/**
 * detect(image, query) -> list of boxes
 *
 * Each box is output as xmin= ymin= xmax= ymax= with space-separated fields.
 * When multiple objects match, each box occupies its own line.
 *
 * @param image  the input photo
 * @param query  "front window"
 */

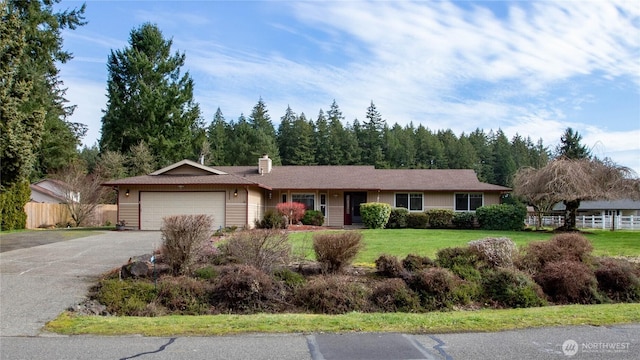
xmin=395 ymin=193 xmax=423 ymax=211
xmin=455 ymin=193 xmax=483 ymax=211
xmin=292 ymin=193 xmax=315 ymax=211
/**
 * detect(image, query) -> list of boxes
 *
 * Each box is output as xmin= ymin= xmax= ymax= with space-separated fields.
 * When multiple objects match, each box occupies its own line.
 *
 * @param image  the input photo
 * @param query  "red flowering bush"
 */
xmin=276 ymin=202 xmax=306 ymax=225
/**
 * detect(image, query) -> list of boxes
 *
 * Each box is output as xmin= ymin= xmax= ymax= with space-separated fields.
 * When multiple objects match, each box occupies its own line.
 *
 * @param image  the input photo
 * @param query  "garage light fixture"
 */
xmin=125 ymin=189 xmax=130 ymax=197
xmin=234 ymin=189 xmax=238 ymax=197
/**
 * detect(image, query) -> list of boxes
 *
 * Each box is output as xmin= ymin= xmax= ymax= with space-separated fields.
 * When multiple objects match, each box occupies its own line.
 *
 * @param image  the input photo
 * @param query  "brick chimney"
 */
xmin=258 ymin=154 xmax=272 ymax=175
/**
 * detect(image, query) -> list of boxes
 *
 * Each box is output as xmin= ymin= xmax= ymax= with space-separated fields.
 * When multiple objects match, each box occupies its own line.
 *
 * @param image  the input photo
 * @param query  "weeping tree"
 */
xmin=513 ymin=158 xmax=639 ymax=231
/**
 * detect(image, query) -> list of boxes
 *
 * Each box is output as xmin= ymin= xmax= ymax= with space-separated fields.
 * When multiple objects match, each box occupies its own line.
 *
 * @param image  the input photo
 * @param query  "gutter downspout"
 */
xmin=245 ymin=186 xmax=250 ymax=229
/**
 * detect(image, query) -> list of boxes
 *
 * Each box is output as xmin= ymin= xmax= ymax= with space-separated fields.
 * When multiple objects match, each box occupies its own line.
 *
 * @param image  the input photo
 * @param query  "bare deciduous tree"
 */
xmin=513 ymin=158 xmax=640 ymax=231
xmin=52 ymin=160 xmax=110 ymax=227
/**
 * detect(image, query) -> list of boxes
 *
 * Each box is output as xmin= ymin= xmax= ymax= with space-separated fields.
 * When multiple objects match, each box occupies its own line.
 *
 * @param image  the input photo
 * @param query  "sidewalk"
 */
xmin=0 ymin=231 xmax=162 ymax=336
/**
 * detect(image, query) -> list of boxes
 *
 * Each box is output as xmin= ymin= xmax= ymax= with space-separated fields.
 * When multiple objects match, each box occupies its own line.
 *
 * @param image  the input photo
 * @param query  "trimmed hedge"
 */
xmin=386 ymin=208 xmax=409 ymax=229
xmin=425 ymin=209 xmax=455 ymax=228
xmin=360 ymin=202 xmax=391 ymax=229
xmin=452 ymin=212 xmax=476 ymax=229
xmin=476 ymin=204 xmax=527 ymax=231
xmin=407 ymin=212 xmax=429 ymax=229
xmin=302 ymin=210 xmax=325 ymax=226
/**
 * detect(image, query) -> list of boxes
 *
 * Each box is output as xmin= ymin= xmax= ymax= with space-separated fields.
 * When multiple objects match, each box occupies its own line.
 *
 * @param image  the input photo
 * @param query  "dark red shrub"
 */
xmin=375 ymin=254 xmax=406 ymax=278
xmin=517 ymin=233 xmax=593 ymax=275
xmin=407 ymin=267 xmax=459 ymax=310
xmin=313 ymin=232 xmax=363 ymax=273
xmin=295 ymin=276 xmax=371 ymax=314
xmin=534 ymin=260 xmax=601 ymax=304
xmin=370 ymin=278 xmax=420 ymax=312
xmin=595 ymin=258 xmax=640 ymax=302
xmin=157 ymin=276 xmax=211 ymax=315
xmin=402 ymin=254 xmax=436 ymax=272
xmin=210 ymin=265 xmax=275 ymax=313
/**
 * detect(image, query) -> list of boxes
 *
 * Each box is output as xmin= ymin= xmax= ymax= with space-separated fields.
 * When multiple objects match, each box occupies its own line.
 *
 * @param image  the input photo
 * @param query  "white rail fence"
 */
xmin=526 ymin=215 xmax=640 ymax=230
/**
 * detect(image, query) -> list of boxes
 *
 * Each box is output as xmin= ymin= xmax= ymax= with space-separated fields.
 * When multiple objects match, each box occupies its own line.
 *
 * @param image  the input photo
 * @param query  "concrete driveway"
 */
xmin=0 ymin=230 xmax=162 ymax=336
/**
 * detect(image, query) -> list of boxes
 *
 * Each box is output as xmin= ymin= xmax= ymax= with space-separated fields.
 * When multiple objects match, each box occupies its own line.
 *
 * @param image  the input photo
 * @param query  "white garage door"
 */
xmin=140 ymin=192 xmax=225 ymax=230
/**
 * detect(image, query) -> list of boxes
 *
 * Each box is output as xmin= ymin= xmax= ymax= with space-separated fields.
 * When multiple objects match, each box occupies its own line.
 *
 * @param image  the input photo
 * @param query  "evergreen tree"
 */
xmin=314 ymin=109 xmax=332 ymax=165
xmin=128 ymin=141 xmax=155 ymax=176
xmin=326 ymin=100 xmax=348 ymax=164
xmin=207 ymin=108 xmax=229 ymax=166
xmin=276 ymin=106 xmax=297 ymax=165
xmin=1 ymin=0 xmax=86 ymax=183
xmin=227 ymin=115 xmax=254 ymax=165
xmin=531 ymin=138 xmax=550 ymax=169
xmin=286 ymin=113 xmax=315 ymax=165
xmin=100 ymin=23 xmax=202 ymax=166
xmin=468 ymin=128 xmax=494 ymax=183
xmin=415 ymin=125 xmax=446 ymax=169
xmin=248 ymin=98 xmax=280 ymax=164
xmin=360 ymin=101 xmax=386 ymax=166
xmin=490 ymin=129 xmax=516 ymax=186
xmin=555 ymin=127 xmax=590 ymax=160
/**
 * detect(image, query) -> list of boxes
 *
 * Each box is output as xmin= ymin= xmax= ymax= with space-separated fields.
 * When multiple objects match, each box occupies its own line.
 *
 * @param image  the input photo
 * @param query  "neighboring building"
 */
xmin=103 ymin=155 xmax=511 ymax=230
xmin=552 ymin=200 xmax=640 ymax=217
xmin=30 ymin=179 xmax=78 ymax=203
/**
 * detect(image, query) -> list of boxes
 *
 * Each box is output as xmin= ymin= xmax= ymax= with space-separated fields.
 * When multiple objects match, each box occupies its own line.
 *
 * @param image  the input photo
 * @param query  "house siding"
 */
xmin=117 ymin=185 xmax=248 ymax=230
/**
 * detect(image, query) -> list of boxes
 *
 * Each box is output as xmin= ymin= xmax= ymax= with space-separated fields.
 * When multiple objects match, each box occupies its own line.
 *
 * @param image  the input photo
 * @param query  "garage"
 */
xmin=140 ymin=192 xmax=225 ymax=230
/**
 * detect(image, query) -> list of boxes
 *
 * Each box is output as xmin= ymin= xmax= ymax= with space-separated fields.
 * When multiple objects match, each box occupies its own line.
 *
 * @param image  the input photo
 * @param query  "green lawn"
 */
xmin=290 ymin=229 xmax=640 ymax=264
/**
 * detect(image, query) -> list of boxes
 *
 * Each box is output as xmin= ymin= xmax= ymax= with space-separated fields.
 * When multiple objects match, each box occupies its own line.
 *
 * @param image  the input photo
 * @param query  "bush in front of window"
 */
xmin=302 ymin=210 xmax=324 ymax=226
xmin=475 ymin=203 xmax=527 ymax=231
xmin=406 ymin=212 xmax=429 ymax=229
xmin=452 ymin=212 xmax=477 ymax=229
xmin=276 ymin=202 xmax=306 ymax=225
xmin=425 ymin=209 xmax=455 ymax=228
xmin=255 ymin=210 xmax=286 ymax=229
xmin=360 ymin=202 xmax=392 ymax=229
xmin=387 ymin=207 xmax=409 ymax=228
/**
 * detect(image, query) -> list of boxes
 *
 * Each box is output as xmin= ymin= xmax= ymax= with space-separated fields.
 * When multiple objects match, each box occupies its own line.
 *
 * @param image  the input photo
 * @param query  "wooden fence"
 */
xmin=526 ymin=215 xmax=640 ymax=230
xmin=24 ymin=203 xmax=117 ymax=229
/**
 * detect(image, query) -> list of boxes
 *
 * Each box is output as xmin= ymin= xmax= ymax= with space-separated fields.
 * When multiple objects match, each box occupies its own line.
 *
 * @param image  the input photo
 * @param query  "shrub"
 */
xmin=517 ymin=233 xmax=593 ymax=275
xmin=157 ymin=276 xmax=211 ymax=315
xmin=375 ymin=254 xmax=406 ymax=278
xmin=594 ymin=258 xmax=640 ymax=302
xmin=301 ymin=210 xmax=325 ymax=226
xmin=406 ymin=212 xmax=429 ymax=229
xmin=452 ymin=212 xmax=476 ymax=229
xmin=0 ymin=180 xmax=30 ymax=230
xmin=210 ymin=265 xmax=275 ymax=313
xmin=402 ymin=254 xmax=436 ymax=272
xmin=95 ymin=278 xmax=157 ymax=316
xmin=425 ymin=209 xmax=455 ymax=228
xmin=436 ymin=246 xmax=482 ymax=282
xmin=193 ymin=266 xmax=218 ymax=280
xmin=534 ymin=260 xmax=601 ymax=304
xmin=370 ymin=278 xmax=420 ymax=312
xmin=273 ymin=268 xmax=307 ymax=289
xmin=407 ymin=267 xmax=459 ymax=310
xmin=222 ymin=229 xmax=291 ymax=273
xmin=313 ymin=232 xmax=363 ymax=273
xmin=387 ymin=208 xmax=409 ymax=229
xmin=475 ymin=204 xmax=527 ymax=231
xmin=482 ymin=268 xmax=547 ymax=308
xmin=360 ymin=202 xmax=392 ymax=229
xmin=296 ymin=276 xmax=371 ymax=314
xmin=255 ymin=210 xmax=286 ymax=229
xmin=276 ymin=202 xmax=306 ymax=225
xmin=468 ymin=237 xmax=517 ymax=268
xmin=161 ymin=214 xmax=214 ymax=275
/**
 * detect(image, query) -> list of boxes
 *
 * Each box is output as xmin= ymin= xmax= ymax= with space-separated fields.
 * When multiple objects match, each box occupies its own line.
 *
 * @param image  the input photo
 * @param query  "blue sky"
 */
xmin=56 ymin=0 xmax=640 ymax=174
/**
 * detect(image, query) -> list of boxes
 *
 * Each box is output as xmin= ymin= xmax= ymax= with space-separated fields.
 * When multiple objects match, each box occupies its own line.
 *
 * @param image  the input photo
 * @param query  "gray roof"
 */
xmin=104 ymin=161 xmax=511 ymax=192
xmin=553 ymin=199 xmax=640 ymax=211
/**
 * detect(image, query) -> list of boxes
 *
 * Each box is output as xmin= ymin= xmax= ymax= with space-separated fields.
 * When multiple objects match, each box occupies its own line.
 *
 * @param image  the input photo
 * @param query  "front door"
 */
xmin=344 ymin=192 xmax=367 ymax=225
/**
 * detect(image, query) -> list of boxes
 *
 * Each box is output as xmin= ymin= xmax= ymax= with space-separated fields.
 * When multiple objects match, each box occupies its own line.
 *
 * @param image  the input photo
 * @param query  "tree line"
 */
xmin=2 ymin=3 xmax=616 ymax=230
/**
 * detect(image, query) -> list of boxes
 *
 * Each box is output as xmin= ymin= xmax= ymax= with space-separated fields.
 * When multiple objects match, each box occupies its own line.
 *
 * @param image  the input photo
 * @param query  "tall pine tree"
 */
xmin=100 ymin=23 xmax=202 ymax=166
